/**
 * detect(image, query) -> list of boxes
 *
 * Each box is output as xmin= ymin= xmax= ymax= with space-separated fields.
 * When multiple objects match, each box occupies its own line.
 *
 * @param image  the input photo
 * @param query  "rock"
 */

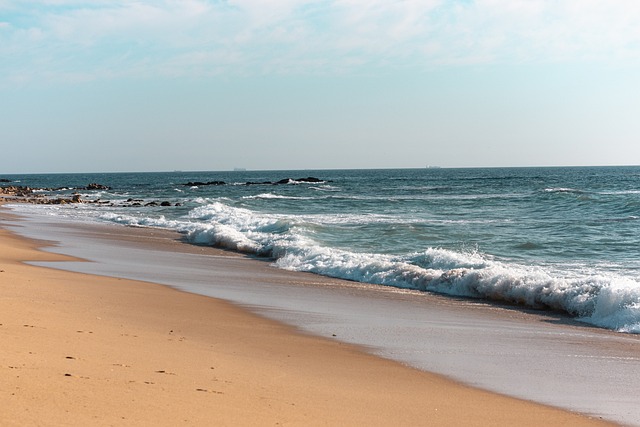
xmin=0 ymin=179 xmax=11 ymax=183
xmin=244 ymin=181 xmax=273 ymax=186
xmin=0 ymin=185 xmax=34 ymax=196
xmin=145 ymin=201 xmax=158 ymax=207
xmin=244 ymin=177 xmax=327 ymax=186
xmin=86 ymin=183 xmax=110 ymax=190
xmin=183 ymin=181 xmax=226 ymax=187
xmin=160 ymin=201 xmax=172 ymax=207
xmin=296 ymin=177 xmax=324 ymax=183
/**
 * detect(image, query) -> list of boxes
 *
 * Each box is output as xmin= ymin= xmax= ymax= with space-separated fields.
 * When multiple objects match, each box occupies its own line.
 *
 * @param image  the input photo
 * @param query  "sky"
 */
xmin=1 ymin=0 xmax=639 ymax=173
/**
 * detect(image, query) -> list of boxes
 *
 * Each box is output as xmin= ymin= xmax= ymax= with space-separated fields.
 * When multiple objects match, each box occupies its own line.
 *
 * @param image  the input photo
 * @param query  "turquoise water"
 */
xmin=4 ymin=166 xmax=640 ymax=332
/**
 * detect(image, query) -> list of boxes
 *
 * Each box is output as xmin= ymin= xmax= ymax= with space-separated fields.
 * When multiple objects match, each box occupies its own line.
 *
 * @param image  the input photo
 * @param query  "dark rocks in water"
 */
xmin=0 ymin=186 xmax=85 ymax=205
xmin=271 ymin=177 xmax=326 ymax=185
xmin=107 ymin=199 xmax=178 ymax=208
xmin=0 ymin=185 xmax=32 ymax=196
xmin=3 ymin=176 xmax=329 ymax=207
xmin=296 ymin=176 xmax=324 ymax=183
xmin=280 ymin=177 xmax=326 ymax=184
xmin=44 ymin=195 xmax=83 ymax=205
xmin=245 ymin=177 xmax=327 ymax=186
xmin=184 ymin=181 xmax=226 ymax=187
xmin=86 ymin=183 xmax=110 ymax=190
xmin=0 ymin=179 xmax=11 ymax=183
xmin=184 ymin=177 xmax=327 ymax=187
xmin=244 ymin=181 xmax=274 ymax=186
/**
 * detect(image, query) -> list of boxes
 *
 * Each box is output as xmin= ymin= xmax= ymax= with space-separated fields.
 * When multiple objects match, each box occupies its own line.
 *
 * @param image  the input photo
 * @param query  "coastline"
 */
xmin=0 ymin=206 xmax=614 ymax=426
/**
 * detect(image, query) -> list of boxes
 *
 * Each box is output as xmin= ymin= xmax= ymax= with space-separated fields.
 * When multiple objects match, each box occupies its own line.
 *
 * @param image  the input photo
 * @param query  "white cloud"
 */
xmin=1 ymin=0 xmax=640 ymax=84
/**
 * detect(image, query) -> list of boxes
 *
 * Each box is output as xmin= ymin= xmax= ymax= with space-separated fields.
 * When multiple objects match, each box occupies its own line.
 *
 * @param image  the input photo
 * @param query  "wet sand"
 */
xmin=0 ymin=206 xmax=627 ymax=425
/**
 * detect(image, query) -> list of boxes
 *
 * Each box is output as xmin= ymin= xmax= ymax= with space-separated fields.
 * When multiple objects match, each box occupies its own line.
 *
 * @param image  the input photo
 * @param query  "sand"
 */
xmin=0 ymin=211 xmax=613 ymax=426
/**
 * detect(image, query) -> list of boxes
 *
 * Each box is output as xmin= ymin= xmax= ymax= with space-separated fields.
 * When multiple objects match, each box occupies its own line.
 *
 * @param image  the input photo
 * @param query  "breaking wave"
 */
xmin=275 ymin=246 xmax=640 ymax=333
xmin=243 ymin=193 xmax=316 ymax=200
xmin=93 ymin=201 xmax=640 ymax=334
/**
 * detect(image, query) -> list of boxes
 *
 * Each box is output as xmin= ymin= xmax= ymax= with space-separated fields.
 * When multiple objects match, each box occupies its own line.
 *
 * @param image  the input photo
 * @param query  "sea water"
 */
xmin=4 ymin=166 xmax=640 ymax=333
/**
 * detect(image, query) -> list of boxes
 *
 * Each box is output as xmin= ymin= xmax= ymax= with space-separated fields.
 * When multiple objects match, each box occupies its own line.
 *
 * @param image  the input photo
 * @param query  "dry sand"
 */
xmin=0 ymin=215 xmax=613 ymax=426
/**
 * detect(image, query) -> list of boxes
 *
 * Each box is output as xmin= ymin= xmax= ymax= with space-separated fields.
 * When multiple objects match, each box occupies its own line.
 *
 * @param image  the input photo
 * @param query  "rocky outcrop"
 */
xmin=243 ymin=181 xmax=275 ymax=186
xmin=182 ymin=177 xmax=327 ymax=187
xmin=0 ymin=185 xmax=84 ymax=204
xmin=49 ymin=195 xmax=83 ymax=204
xmin=292 ymin=177 xmax=325 ymax=183
xmin=244 ymin=177 xmax=327 ymax=186
xmin=86 ymin=183 xmax=110 ymax=190
xmin=0 ymin=184 xmax=184 ymax=208
xmin=183 ymin=181 xmax=226 ymax=187
xmin=2 ymin=176 xmax=331 ymax=209
xmin=0 ymin=185 xmax=35 ymax=197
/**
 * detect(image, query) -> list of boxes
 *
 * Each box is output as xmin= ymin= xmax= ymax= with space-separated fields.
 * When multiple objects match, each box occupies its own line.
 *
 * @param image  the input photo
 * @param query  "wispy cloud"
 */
xmin=1 ymin=0 xmax=639 ymax=84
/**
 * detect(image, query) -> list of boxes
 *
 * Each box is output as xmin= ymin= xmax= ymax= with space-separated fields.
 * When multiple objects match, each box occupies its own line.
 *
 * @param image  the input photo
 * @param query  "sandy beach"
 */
xmin=0 ymin=206 xmax=617 ymax=426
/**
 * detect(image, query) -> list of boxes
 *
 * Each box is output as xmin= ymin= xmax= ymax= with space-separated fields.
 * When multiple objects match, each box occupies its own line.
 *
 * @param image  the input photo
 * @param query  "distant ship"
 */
xmin=426 ymin=165 xmax=441 ymax=169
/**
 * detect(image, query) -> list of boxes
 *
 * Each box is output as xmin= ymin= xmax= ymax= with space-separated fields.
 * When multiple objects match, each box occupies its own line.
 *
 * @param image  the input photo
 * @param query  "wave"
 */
xmin=544 ymin=187 xmax=640 ymax=199
xmin=310 ymin=185 xmax=341 ymax=192
xmin=98 ymin=212 xmax=183 ymax=229
xmin=394 ymin=185 xmax=453 ymax=192
xmin=243 ymin=193 xmax=316 ymax=200
xmin=184 ymin=203 xmax=301 ymax=254
xmin=287 ymin=178 xmax=327 ymax=185
xmin=599 ymin=190 xmax=640 ymax=195
xmin=16 ymin=200 xmax=640 ymax=334
xmin=275 ymin=246 xmax=640 ymax=333
xmin=543 ymin=187 xmax=589 ymax=195
xmin=163 ymin=202 xmax=640 ymax=333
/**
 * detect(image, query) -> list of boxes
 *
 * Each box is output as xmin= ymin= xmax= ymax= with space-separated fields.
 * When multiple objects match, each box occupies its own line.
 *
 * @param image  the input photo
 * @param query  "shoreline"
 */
xmin=0 ymin=206 xmax=616 ymax=425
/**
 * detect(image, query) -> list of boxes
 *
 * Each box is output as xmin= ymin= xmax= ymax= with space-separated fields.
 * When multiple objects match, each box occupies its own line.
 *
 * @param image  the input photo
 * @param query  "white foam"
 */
xmin=276 ymin=244 xmax=640 ymax=333
xmin=243 ymin=193 xmax=315 ymax=200
xmin=543 ymin=187 xmax=587 ymax=194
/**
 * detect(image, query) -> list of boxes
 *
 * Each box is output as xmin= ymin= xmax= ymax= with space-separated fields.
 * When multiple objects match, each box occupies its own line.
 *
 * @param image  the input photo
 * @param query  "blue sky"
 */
xmin=1 ymin=0 xmax=639 ymax=173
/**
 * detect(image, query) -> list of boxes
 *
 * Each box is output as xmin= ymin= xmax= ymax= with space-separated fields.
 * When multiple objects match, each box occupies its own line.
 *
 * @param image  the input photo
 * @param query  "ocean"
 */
xmin=4 ymin=166 xmax=640 ymax=334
